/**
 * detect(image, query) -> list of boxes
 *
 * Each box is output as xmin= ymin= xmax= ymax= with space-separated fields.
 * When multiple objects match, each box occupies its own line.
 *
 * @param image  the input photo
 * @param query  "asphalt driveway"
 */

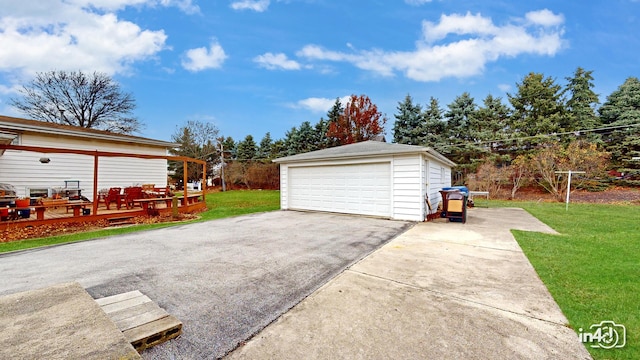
xmin=0 ymin=211 xmax=412 ymax=359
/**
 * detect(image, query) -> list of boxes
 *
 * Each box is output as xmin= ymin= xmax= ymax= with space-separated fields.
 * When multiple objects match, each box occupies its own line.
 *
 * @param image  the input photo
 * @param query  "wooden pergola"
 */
xmin=0 ymin=143 xmax=207 ymax=229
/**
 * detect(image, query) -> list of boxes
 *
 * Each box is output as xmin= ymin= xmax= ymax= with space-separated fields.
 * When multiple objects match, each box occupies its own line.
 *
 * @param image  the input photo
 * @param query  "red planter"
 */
xmin=15 ymin=198 xmax=30 ymax=208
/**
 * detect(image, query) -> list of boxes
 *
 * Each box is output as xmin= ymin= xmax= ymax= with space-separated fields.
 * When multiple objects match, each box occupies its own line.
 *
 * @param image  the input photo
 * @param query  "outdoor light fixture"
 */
xmin=39 ymin=157 xmax=51 ymax=164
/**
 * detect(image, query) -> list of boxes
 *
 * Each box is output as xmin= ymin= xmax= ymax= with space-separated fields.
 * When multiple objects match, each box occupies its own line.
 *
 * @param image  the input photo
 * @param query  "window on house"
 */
xmin=441 ymin=167 xmax=445 ymax=183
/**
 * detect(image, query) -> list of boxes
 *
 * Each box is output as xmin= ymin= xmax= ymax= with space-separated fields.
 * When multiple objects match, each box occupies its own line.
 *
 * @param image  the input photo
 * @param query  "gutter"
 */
xmin=0 ymin=122 xmax=177 ymax=148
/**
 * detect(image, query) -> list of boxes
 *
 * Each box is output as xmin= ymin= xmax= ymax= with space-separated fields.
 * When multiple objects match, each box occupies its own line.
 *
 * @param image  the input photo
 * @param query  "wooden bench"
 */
xmin=33 ymin=200 xmax=92 ymax=220
xmin=95 ymin=290 xmax=182 ymax=352
xmin=133 ymin=197 xmax=173 ymax=212
xmin=175 ymin=193 xmax=202 ymax=206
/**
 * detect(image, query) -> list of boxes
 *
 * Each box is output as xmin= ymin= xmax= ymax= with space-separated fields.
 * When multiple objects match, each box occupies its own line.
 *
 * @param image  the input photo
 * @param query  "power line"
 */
xmin=444 ymin=122 xmax=640 ymax=147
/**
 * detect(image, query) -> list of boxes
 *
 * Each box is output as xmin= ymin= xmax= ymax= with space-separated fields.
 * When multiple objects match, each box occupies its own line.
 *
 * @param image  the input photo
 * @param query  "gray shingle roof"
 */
xmin=273 ymin=141 xmax=456 ymax=166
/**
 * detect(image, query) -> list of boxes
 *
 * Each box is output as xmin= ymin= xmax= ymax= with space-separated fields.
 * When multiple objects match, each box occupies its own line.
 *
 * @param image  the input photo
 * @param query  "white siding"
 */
xmin=0 ymin=133 xmax=169 ymax=200
xmin=391 ymin=154 xmax=423 ymax=221
xmin=280 ymin=165 xmax=288 ymax=209
xmin=426 ymin=156 xmax=452 ymax=211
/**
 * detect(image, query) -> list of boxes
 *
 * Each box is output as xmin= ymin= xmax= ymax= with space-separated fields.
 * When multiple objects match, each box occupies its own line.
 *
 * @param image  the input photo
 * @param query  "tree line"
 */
xmin=203 ymin=68 xmax=638 ymax=194
xmin=11 ymin=69 xmax=639 ymax=195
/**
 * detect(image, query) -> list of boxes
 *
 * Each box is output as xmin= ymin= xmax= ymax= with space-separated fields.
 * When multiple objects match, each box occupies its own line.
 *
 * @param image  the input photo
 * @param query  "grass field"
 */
xmin=502 ymin=201 xmax=639 ymax=360
xmin=0 ymin=190 xmax=280 ymax=254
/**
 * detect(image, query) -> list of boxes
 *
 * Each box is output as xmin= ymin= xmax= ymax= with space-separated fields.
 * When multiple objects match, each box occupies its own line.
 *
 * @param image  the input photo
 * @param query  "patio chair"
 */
xmin=123 ymin=186 xmax=144 ymax=209
xmin=445 ymin=191 xmax=467 ymax=223
xmin=105 ymin=187 xmax=122 ymax=210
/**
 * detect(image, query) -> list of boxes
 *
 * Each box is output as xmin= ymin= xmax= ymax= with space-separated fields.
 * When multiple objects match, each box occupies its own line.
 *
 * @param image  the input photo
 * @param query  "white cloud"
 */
xmin=230 ymin=0 xmax=270 ymax=12
xmin=293 ymin=96 xmax=350 ymax=113
xmin=0 ymin=1 xmax=177 ymax=78
xmin=422 ymin=12 xmax=498 ymax=43
xmin=296 ymin=10 xmax=566 ymax=82
xmin=182 ymin=41 xmax=227 ymax=72
xmin=254 ymin=52 xmax=301 ymax=70
xmin=525 ymin=9 xmax=564 ymax=27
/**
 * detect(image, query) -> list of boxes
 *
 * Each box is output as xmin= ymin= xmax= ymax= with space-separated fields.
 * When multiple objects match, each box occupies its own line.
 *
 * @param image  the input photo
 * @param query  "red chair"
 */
xmin=105 ymin=187 xmax=122 ymax=210
xmin=123 ymin=186 xmax=144 ymax=209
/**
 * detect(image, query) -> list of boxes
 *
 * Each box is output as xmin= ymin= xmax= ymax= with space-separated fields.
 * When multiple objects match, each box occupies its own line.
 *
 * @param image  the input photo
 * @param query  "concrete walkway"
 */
xmin=228 ymin=208 xmax=592 ymax=359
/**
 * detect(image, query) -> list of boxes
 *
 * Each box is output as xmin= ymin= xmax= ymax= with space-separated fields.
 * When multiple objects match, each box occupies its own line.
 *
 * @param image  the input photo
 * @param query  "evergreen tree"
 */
xmin=313 ymin=118 xmax=331 ymax=150
xmin=564 ymin=67 xmax=600 ymax=134
xmin=297 ymin=121 xmax=318 ymax=153
xmin=472 ymin=95 xmax=510 ymax=154
xmin=419 ymin=97 xmax=447 ymax=154
xmin=284 ymin=126 xmax=301 ymax=155
xmin=221 ymin=136 xmax=237 ymax=159
xmin=507 ymin=72 xmax=566 ymax=149
xmin=444 ymin=92 xmax=480 ymax=166
xmin=598 ymin=77 xmax=640 ymax=172
xmin=271 ymin=139 xmax=286 ymax=158
xmin=236 ymin=135 xmax=257 ymax=161
xmin=393 ymin=94 xmax=422 ymax=144
xmin=257 ymin=132 xmax=274 ymax=160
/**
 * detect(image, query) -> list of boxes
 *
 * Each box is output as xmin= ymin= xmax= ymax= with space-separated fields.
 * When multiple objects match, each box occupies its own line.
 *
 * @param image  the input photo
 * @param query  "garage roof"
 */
xmin=273 ymin=141 xmax=456 ymax=167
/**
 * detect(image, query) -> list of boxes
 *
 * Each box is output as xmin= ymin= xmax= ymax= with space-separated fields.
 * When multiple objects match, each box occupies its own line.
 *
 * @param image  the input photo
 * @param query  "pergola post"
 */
xmin=93 ymin=151 xmax=99 ymax=215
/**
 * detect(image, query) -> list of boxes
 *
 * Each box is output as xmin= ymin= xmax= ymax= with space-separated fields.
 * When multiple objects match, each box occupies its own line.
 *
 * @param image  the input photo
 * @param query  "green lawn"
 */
xmin=0 ymin=190 xmax=280 ymax=254
xmin=500 ymin=201 xmax=639 ymax=360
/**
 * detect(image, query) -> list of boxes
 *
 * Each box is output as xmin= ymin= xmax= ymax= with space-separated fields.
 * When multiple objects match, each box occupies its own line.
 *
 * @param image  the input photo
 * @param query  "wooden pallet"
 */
xmin=95 ymin=290 xmax=182 ymax=352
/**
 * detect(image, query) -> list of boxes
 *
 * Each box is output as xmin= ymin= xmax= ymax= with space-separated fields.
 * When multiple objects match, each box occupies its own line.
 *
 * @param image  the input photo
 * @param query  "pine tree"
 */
xmin=598 ymin=77 xmax=640 ymax=173
xmin=297 ymin=121 xmax=318 ymax=153
xmin=472 ymin=95 xmax=510 ymax=154
xmin=564 ymin=67 xmax=600 ymax=134
xmin=257 ymin=132 xmax=274 ymax=160
xmin=393 ymin=94 xmax=422 ymax=144
xmin=284 ymin=126 xmax=300 ymax=156
xmin=313 ymin=118 xmax=330 ymax=150
xmin=444 ymin=92 xmax=480 ymax=167
xmin=236 ymin=135 xmax=257 ymax=161
xmin=419 ymin=97 xmax=447 ymax=154
xmin=507 ymin=72 xmax=567 ymax=150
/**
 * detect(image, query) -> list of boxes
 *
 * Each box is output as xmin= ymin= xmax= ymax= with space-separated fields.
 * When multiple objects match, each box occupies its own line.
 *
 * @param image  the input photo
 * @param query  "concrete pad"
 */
xmin=0 ymin=282 xmax=140 ymax=360
xmin=228 ymin=208 xmax=591 ymax=359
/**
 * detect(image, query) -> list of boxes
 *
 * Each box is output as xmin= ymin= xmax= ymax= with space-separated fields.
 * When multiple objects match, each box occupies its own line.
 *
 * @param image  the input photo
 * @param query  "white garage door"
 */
xmin=288 ymin=162 xmax=391 ymax=217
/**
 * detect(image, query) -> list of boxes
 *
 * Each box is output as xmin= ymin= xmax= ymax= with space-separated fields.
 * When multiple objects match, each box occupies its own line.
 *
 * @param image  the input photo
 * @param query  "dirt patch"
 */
xmin=1 ymin=212 xmax=200 ymax=243
xmin=503 ymin=186 xmax=640 ymax=205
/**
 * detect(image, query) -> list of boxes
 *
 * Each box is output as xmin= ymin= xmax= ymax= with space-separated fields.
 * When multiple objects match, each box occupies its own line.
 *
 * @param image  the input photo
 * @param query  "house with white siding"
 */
xmin=273 ymin=141 xmax=456 ymax=221
xmin=0 ymin=115 xmax=177 ymax=201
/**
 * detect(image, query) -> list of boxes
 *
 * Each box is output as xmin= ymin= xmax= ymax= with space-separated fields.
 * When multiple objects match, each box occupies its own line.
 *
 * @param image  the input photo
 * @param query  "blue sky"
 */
xmin=0 ymin=0 xmax=638 ymax=143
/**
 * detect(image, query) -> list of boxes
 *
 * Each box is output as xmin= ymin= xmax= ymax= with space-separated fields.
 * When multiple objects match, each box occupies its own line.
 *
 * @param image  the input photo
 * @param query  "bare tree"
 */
xmin=170 ymin=120 xmax=220 ymax=183
xmin=10 ymin=70 xmax=142 ymax=134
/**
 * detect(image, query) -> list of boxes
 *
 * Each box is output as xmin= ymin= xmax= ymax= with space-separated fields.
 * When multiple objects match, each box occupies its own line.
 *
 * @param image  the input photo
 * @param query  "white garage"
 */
xmin=273 ymin=141 xmax=455 ymax=221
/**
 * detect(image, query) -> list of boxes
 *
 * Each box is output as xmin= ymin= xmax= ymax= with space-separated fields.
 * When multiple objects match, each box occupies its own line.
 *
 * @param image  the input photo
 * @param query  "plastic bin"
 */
xmin=17 ymin=209 xmax=31 ymax=219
